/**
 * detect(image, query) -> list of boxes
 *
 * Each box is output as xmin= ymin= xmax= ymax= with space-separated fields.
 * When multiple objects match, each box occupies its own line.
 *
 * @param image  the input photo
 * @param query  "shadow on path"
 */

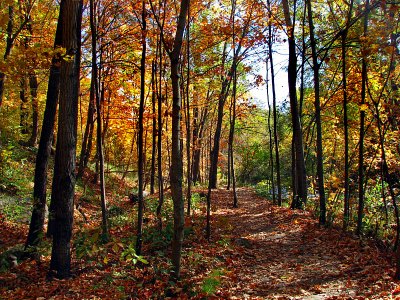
xmin=211 ymin=187 xmax=396 ymax=299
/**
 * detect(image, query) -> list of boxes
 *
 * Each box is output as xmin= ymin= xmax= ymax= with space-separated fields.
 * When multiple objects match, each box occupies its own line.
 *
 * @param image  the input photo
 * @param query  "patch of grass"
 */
xmin=201 ymin=268 xmax=225 ymax=295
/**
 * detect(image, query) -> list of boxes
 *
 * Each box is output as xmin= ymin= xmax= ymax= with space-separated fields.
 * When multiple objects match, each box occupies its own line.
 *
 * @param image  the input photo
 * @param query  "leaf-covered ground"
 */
xmin=1 ymin=187 xmax=399 ymax=299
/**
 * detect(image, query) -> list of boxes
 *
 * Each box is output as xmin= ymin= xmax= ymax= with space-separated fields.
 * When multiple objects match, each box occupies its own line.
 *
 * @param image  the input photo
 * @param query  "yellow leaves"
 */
xmin=360 ymin=103 xmax=368 ymax=112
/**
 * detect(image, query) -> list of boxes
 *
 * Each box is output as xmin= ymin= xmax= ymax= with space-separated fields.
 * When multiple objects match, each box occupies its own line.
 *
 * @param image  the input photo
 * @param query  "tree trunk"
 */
xmin=90 ymin=0 xmax=108 ymax=242
xmin=25 ymin=13 xmax=63 ymax=250
xmin=48 ymin=0 xmax=82 ymax=279
xmin=185 ymin=8 xmax=192 ymax=216
xmin=342 ymin=0 xmax=354 ymax=230
xmin=136 ymin=0 xmax=146 ymax=255
xmin=282 ymin=0 xmax=307 ymax=208
xmin=20 ymin=76 xmax=29 ymax=135
xmin=266 ymin=0 xmax=282 ymax=206
xmin=0 ymin=6 xmax=15 ymax=106
xmin=266 ymin=58 xmax=276 ymax=205
xmin=168 ymin=0 xmax=189 ymax=279
xmin=356 ymin=0 xmax=369 ymax=235
xmin=28 ymin=74 xmax=39 ymax=146
xmin=150 ymin=61 xmax=156 ymax=195
xmin=156 ymin=39 xmax=164 ymax=230
xmin=209 ymin=42 xmax=230 ymax=189
xmin=306 ymin=0 xmax=326 ymax=224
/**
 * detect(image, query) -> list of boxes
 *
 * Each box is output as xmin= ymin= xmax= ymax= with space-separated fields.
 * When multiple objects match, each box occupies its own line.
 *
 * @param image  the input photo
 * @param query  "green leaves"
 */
xmin=120 ymin=243 xmax=149 ymax=265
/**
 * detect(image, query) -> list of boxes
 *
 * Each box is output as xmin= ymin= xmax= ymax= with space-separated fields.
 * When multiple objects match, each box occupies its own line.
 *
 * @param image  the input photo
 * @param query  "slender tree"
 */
xmin=25 ymin=8 xmax=63 ymax=250
xmin=356 ymin=0 xmax=369 ymax=235
xmin=136 ymin=0 xmax=147 ymax=255
xmin=90 ymin=0 xmax=108 ymax=241
xmin=342 ymin=0 xmax=354 ymax=230
xmin=306 ymin=0 xmax=326 ymax=224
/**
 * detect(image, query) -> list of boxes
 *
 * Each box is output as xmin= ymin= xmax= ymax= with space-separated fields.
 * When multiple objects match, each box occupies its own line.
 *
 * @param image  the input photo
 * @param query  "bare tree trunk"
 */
xmin=156 ymin=38 xmax=164 ymax=230
xmin=48 ymin=0 xmax=82 ymax=279
xmin=0 ymin=6 xmax=15 ymax=106
xmin=266 ymin=58 xmax=276 ymax=205
xmin=342 ymin=0 xmax=354 ymax=230
xmin=306 ymin=0 xmax=326 ymax=224
xmin=356 ymin=0 xmax=369 ymax=235
xmin=136 ymin=0 xmax=147 ymax=255
xmin=28 ymin=74 xmax=39 ymax=146
xmin=166 ymin=0 xmax=189 ymax=279
xmin=267 ymin=0 xmax=282 ymax=205
xmin=25 ymin=13 xmax=63 ymax=250
xmin=185 ymin=8 xmax=192 ymax=216
xmin=90 ymin=0 xmax=108 ymax=242
xmin=282 ymin=0 xmax=307 ymax=208
xmin=150 ymin=61 xmax=157 ymax=195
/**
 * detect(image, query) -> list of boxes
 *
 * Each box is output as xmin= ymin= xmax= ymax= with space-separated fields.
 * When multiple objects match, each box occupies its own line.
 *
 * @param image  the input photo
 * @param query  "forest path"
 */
xmin=211 ymin=187 xmax=396 ymax=299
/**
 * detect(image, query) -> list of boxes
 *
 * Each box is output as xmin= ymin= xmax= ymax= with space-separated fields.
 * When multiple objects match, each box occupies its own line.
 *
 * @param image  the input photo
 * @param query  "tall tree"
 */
xmin=25 ymin=6 xmax=64 ymax=250
xmin=90 ymin=0 xmax=108 ymax=241
xmin=356 ymin=0 xmax=369 ymax=235
xmin=169 ymin=0 xmax=189 ymax=279
xmin=342 ymin=0 xmax=354 ymax=230
xmin=267 ymin=0 xmax=282 ymax=206
xmin=136 ymin=0 xmax=147 ymax=255
xmin=281 ymin=0 xmax=307 ymax=208
xmin=48 ymin=0 xmax=83 ymax=279
xmin=306 ymin=0 xmax=326 ymax=224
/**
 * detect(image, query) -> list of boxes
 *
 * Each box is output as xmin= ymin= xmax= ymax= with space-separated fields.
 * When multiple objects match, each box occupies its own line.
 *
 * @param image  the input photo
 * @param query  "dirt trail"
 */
xmin=211 ymin=187 xmax=397 ymax=299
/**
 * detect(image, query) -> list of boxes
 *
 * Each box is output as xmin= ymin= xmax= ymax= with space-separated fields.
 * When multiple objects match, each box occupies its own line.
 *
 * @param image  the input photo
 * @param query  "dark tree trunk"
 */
xmin=136 ymin=0 xmax=146 ymax=255
xmin=0 ymin=6 xmax=15 ymax=106
xmin=266 ymin=0 xmax=282 ymax=206
xmin=20 ymin=77 xmax=29 ymax=135
xmin=77 ymin=96 xmax=95 ymax=179
xmin=282 ymin=0 xmax=307 ymax=208
xmin=306 ymin=0 xmax=326 ymax=224
xmin=90 ymin=0 xmax=108 ymax=242
xmin=150 ymin=61 xmax=156 ymax=195
xmin=28 ymin=74 xmax=39 ymax=146
xmin=185 ymin=8 xmax=192 ymax=216
xmin=356 ymin=0 xmax=369 ymax=235
xmin=25 ymin=13 xmax=63 ymax=250
xmin=156 ymin=40 xmax=164 ymax=231
xmin=266 ymin=58 xmax=276 ymax=205
xmin=168 ymin=0 xmax=189 ymax=279
xmin=48 ymin=0 xmax=82 ymax=279
xmin=342 ymin=0 xmax=354 ymax=230
xmin=209 ymin=42 xmax=229 ymax=189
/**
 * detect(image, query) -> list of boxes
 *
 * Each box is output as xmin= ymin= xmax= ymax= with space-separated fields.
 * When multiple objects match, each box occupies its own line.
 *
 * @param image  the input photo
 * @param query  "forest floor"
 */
xmin=1 ymin=186 xmax=400 ymax=299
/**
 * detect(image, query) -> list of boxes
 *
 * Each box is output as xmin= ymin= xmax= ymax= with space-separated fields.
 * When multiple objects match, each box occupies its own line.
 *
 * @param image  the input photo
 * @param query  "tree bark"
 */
xmin=306 ymin=0 xmax=326 ymax=224
xmin=167 ymin=0 xmax=189 ymax=279
xmin=25 ymin=10 xmax=63 ymax=250
xmin=267 ymin=0 xmax=281 ymax=206
xmin=356 ymin=0 xmax=369 ymax=235
xmin=136 ymin=0 xmax=146 ymax=255
xmin=282 ymin=0 xmax=307 ymax=208
xmin=48 ymin=0 xmax=82 ymax=279
xmin=90 ymin=0 xmax=108 ymax=242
